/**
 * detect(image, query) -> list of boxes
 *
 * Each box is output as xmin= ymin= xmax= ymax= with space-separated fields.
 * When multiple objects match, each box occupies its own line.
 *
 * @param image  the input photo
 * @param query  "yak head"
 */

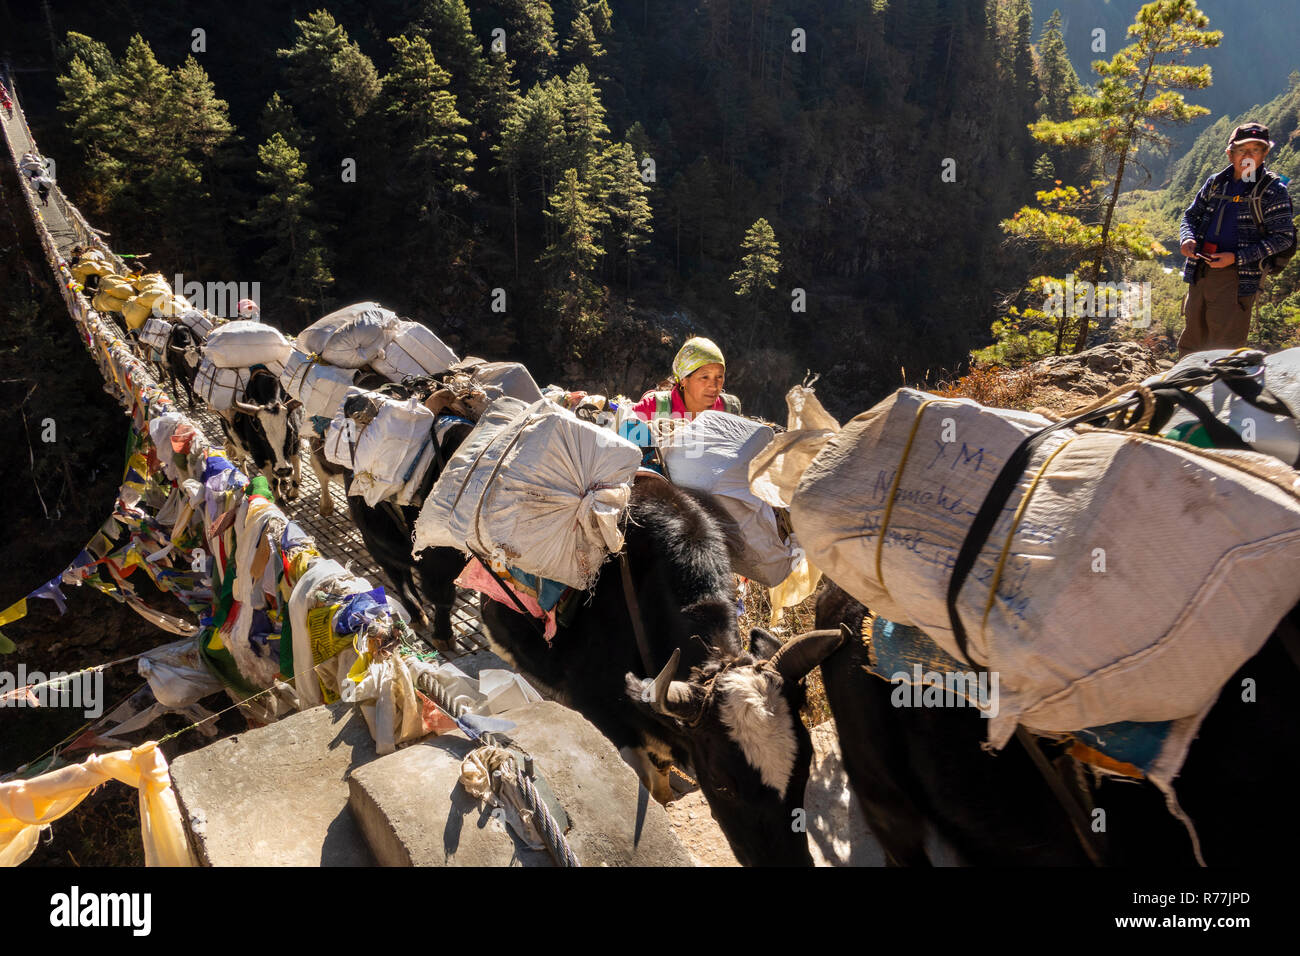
xmin=626 ymin=626 xmax=845 ymax=867
xmin=231 ymin=368 xmax=302 ymax=500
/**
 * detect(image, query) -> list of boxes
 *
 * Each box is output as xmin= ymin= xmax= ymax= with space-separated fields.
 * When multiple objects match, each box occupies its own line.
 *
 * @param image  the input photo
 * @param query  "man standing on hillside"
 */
xmin=1178 ymin=122 xmax=1296 ymax=356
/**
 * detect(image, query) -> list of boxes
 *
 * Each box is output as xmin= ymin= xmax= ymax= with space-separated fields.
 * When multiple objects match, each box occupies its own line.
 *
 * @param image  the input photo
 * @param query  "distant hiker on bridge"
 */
xmin=1178 ymin=121 xmax=1296 ymax=356
xmin=0 ymin=83 xmax=13 ymax=119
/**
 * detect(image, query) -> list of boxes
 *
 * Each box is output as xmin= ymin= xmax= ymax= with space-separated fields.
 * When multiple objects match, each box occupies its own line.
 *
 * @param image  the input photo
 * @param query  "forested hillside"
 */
xmin=2 ymin=0 xmax=1051 ymax=419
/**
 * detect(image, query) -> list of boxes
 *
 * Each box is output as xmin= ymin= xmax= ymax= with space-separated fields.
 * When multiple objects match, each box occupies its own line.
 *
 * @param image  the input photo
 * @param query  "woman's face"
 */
xmin=681 ymin=363 xmax=725 ymax=413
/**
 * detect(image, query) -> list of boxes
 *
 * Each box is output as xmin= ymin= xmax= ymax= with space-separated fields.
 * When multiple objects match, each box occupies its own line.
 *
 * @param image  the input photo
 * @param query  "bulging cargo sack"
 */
xmin=750 ymin=385 xmax=842 ymax=509
xmin=785 ymin=387 xmax=1300 ymax=743
xmin=204 ymin=320 xmax=292 ymax=369
xmin=415 ymin=397 xmax=642 ymax=590
xmin=194 ymin=359 xmax=249 ymax=412
xmin=370 ymin=320 xmax=459 ymax=381
xmin=72 ymin=258 xmax=112 ymax=282
xmin=152 ymin=294 xmax=192 ymax=319
xmin=1146 ymin=348 xmax=1300 ymax=466
xmin=661 ymin=411 xmax=797 ymax=586
xmin=281 ymin=350 xmax=359 ymax=422
xmin=138 ymin=316 xmax=173 ymax=355
xmin=324 ymin=413 xmax=356 ymax=469
xmin=177 ymin=309 xmax=216 ymax=341
xmin=98 ymin=275 xmax=136 ymax=298
xmin=346 ymin=391 xmax=439 ymax=507
xmin=122 ymin=294 xmax=157 ymax=329
xmin=297 ymin=302 xmax=400 ymax=368
xmin=132 ymin=273 xmax=171 ymax=294
xmin=454 ymin=359 xmax=544 ymax=404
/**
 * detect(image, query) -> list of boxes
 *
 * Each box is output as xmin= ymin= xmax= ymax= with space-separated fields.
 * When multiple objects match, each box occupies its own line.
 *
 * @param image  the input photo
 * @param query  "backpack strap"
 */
xmin=654 ymin=390 xmax=673 ymax=417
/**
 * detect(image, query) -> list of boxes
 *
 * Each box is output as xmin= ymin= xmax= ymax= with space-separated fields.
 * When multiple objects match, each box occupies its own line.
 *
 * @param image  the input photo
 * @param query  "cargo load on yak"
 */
xmin=297 ymin=302 xmax=401 ymax=369
xmin=370 ymin=320 xmax=459 ymax=381
xmin=660 ymin=410 xmax=800 ymax=587
xmin=204 ymin=320 xmax=293 ymax=370
xmin=177 ymin=308 xmax=218 ymax=340
xmin=90 ymin=274 xmax=135 ymax=314
xmin=1143 ymin=347 xmax=1300 ymax=466
xmin=281 ymin=349 xmax=361 ymax=426
xmin=414 ymin=396 xmax=642 ymax=591
xmin=751 ymin=384 xmax=1300 ymax=749
xmin=194 ymin=359 xmax=252 ymax=412
xmin=321 ymin=387 xmax=440 ymax=507
xmin=137 ymin=316 xmax=173 ymax=360
xmin=448 ymin=358 xmax=544 ymax=405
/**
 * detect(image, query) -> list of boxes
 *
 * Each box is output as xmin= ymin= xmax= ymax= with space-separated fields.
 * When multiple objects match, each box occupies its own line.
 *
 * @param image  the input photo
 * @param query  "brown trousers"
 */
xmin=1177 ymin=264 xmax=1254 ymax=356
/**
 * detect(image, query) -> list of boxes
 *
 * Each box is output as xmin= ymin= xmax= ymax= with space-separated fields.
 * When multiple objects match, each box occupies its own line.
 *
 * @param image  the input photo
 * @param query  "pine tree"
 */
xmin=539 ymin=166 xmax=607 ymax=347
xmin=1035 ymin=10 xmax=1080 ymax=121
xmin=381 ymin=34 xmax=475 ymax=227
xmin=1029 ymin=0 xmax=1221 ymax=350
xmin=277 ymin=11 xmax=381 ymax=148
xmin=57 ymin=32 xmax=116 ymax=80
xmin=599 ymin=141 xmax=653 ymax=287
xmin=260 ymin=92 xmax=310 ymax=152
xmin=56 ymin=55 xmax=123 ymax=212
xmin=563 ymin=12 xmax=606 ymax=65
xmin=250 ymin=134 xmax=334 ymax=321
xmin=495 ymin=76 xmax=563 ymax=274
xmin=730 ymin=217 xmax=780 ymax=345
xmin=108 ymin=34 xmax=173 ymax=173
xmin=412 ymin=0 xmax=489 ymax=115
xmin=557 ymin=64 xmax=610 ymax=180
xmin=498 ymin=0 xmax=558 ymax=80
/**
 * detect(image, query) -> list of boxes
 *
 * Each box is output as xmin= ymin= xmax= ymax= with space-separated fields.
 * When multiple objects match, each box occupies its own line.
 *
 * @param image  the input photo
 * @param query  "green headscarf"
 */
xmin=672 ymin=336 xmax=726 ymax=383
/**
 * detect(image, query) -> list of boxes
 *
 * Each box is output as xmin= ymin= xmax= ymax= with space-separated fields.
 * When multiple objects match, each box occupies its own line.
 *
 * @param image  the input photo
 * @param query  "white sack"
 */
xmin=297 ymin=302 xmax=399 ymax=368
xmin=464 ymin=361 xmax=544 ymax=404
xmin=349 ymin=393 xmax=437 ymax=507
xmin=177 ymin=309 xmax=216 ymax=341
xmin=415 ymin=397 xmax=642 ymax=590
xmin=204 ymin=319 xmax=292 ymax=369
xmin=281 ymin=349 xmax=359 ymax=422
xmin=194 ymin=359 xmax=249 ymax=412
xmin=790 ymin=387 xmax=1300 ymax=741
xmin=1146 ymin=348 xmax=1300 ymax=466
xmin=324 ymin=413 xmax=356 ymax=469
xmin=749 ymin=385 xmax=842 ymax=508
xmin=138 ymin=316 xmax=173 ymax=353
xmin=370 ymin=320 xmax=459 ymax=381
xmin=662 ymin=411 xmax=798 ymax=586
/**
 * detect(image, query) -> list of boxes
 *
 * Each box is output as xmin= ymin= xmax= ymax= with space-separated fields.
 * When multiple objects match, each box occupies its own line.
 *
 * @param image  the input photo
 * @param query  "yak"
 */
xmin=164 ymin=323 xmax=202 ymax=410
xmin=656 ymin=579 xmax=1296 ymax=866
xmin=812 ymin=583 xmax=1300 ymax=865
xmin=218 ymin=367 xmax=302 ymax=503
xmin=481 ymin=474 xmax=842 ymax=866
xmin=308 ymin=379 xmax=475 ymax=649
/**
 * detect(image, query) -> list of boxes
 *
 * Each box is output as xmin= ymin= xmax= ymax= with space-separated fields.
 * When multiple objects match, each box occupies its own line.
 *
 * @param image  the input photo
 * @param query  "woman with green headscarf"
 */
xmin=629 ymin=336 xmax=742 ymax=421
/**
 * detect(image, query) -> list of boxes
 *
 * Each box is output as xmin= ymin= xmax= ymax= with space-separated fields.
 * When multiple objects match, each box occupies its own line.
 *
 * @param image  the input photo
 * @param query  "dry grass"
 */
xmin=934 ymin=363 xmax=1042 ymax=410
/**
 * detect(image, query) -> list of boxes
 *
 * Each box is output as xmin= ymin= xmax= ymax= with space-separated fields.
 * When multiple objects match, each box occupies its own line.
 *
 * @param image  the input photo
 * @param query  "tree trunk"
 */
xmin=1072 ymin=47 xmax=1157 ymax=353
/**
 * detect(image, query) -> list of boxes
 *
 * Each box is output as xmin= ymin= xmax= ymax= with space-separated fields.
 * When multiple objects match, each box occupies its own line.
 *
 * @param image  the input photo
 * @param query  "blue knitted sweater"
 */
xmin=1180 ymin=164 xmax=1296 ymax=297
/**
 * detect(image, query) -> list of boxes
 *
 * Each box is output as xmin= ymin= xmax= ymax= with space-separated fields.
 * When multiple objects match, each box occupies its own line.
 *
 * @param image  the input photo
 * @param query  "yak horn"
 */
xmin=768 ymin=628 xmax=846 ymax=684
